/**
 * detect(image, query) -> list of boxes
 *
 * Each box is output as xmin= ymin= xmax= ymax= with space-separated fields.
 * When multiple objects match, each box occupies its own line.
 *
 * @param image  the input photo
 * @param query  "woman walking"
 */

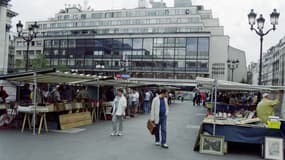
xmin=111 ymin=88 xmax=127 ymax=136
xmin=150 ymin=89 xmax=169 ymax=149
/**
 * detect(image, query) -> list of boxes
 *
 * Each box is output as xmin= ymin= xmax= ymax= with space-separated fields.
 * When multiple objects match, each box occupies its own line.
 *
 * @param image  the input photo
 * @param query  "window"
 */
xmin=44 ymin=40 xmax=52 ymax=48
xmin=164 ymin=48 xmax=175 ymax=59
xmin=175 ymin=48 xmax=186 ymax=59
xmin=154 ymin=38 xmax=164 ymax=47
xmin=81 ymin=14 xmax=87 ymax=19
xmin=133 ymin=39 xmax=143 ymax=57
xmin=176 ymin=38 xmax=186 ymax=47
xmin=143 ymin=38 xmax=153 ymax=57
xmin=73 ymin=15 xmax=79 ymax=19
xmin=198 ymin=38 xmax=209 ymax=59
xmin=186 ymin=38 xmax=198 ymax=59
xmin=64 ymin=15 xmax=70 ymax=20
xmin=16 ymin=51 xmax=21 ymax=56
xmin=164 ymin=38 xmax=175 ymax=47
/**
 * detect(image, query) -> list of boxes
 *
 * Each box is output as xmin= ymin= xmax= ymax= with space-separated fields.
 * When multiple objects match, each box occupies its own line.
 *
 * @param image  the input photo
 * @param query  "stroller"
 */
xmin=0 ymin=104 xmax=18 ymax=129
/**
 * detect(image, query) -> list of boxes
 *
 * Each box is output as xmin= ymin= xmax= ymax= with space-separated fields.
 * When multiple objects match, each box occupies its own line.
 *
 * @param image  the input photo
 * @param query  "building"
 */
xmin=247 ymin=62 xmax=259 ymax=85
xmin=7 ymin=33 xmax=16 ymax=73
xmin=228 ymin=46 xmax=247 ymax=82
xmin=14 ymin=0 xmax=246 ymax=81
xmin=174 ymin=0 xmax=192 ymax=7
xmin=261 ymin=36 xmax=285 ymax=86
xmin=0 ymin=0 xmax=17 ymax=74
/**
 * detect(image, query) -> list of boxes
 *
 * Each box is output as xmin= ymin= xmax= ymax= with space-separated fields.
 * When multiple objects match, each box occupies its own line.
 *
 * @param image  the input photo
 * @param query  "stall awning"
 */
xmin=195 ymin=77 xmax=282 ymax=91
xmin=0 ymin=69 xmax=112 ymax=84
xmin=82 ymin=79 xmax=147 ymax=88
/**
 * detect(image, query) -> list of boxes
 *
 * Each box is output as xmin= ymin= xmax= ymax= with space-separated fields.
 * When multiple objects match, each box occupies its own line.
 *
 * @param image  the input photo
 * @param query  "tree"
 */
xmin=31 ymin=54 xmax=48 ymax=70
xmin=56 ymin=64 xmax=69 ymax=72
xmin=240 ymin=78 xmax=247 ymax=84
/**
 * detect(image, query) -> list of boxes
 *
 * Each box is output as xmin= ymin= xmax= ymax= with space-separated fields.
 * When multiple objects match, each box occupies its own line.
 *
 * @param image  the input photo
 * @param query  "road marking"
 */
xmin=186 ymin=125 xmax=200 ymax=129
xmin=196 ymin=113 xmax=206 ymax=116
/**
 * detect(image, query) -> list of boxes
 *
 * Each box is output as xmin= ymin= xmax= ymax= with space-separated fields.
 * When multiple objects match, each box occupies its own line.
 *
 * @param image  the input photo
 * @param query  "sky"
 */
xmin=10 ymin=0 xmax=285 ymax=65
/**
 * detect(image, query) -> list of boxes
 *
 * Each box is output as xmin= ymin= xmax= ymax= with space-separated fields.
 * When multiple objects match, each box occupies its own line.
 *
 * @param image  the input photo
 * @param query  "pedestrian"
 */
xmin=111 ymin=88 xmax=127 ymax=136
xmin=150 ymin=89 xmax=169 ymax=149
xmin=0 ymin=86 xmax=8 ymax=103
xmin=144 ymin=90 xmax=151 ymax=113
xmin=192 ymin=92 xmax=196 ymax=106
xmin=257 ymin=91 xmax=281 ymax=123
xmin=130 ymin=89 xmax=139 ymax=117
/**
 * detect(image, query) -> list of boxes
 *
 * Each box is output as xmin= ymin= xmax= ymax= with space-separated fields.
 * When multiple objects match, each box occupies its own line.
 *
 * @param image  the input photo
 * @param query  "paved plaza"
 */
xmin=0 ymin=102 xmax=262 ymax=160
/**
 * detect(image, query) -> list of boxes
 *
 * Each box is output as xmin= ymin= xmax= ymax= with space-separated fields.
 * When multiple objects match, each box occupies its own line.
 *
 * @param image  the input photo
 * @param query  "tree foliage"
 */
xmin=31 ymin=54 xmax=48 ymax=70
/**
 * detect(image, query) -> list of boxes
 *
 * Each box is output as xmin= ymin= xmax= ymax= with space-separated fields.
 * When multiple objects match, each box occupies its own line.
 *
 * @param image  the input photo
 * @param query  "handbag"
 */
xmin=147 ymin=119 xmax=157 ymax=135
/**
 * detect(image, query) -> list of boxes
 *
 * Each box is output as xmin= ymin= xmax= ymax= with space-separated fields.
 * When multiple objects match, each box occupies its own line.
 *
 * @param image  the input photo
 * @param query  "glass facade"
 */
xmin=44 ymin=37 xmax=209 ymax=79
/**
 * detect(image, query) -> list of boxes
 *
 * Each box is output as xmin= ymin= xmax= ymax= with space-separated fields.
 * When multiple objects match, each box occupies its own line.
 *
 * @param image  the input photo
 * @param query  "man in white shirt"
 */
xmin=111 ymin=88 xmax=127 ymax=136
xmin=144 ymin=91 xmax=151 ymax=113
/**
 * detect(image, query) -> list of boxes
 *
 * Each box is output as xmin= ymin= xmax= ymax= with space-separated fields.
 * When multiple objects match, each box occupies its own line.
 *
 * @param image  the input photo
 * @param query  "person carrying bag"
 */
xmin=149 ymin=89 xmax=169 ymax=149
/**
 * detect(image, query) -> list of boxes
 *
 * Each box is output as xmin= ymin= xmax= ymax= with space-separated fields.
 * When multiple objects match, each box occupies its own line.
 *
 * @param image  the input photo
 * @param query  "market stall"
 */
xmin=80 ymin=79 xmax=147 ymax=120
xmin=193 ymin=77 xmax=285 ymax=157
xmin=0 ymin=69 xmax=112 ymax=135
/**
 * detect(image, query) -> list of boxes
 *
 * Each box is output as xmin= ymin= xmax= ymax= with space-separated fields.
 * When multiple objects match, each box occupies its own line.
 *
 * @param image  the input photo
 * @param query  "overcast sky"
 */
xmin=10 ymin=0 xmax=285 ymax=65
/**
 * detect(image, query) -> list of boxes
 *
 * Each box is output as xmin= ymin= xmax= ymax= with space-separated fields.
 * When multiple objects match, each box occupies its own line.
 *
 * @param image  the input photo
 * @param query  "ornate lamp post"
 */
xmin=16 ymin=21 xmax=39 ymax=71
xmin=248 ymin=9 xmax=280 ymax=85
xmin=227 ymin=59 xmax=239 ymax=82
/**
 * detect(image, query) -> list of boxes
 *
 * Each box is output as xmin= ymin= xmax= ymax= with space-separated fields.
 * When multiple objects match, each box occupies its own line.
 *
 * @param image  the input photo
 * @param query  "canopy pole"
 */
xmin=96 ymin=83 xmax=100 ymax=120
xmin=32 ymin=72 xmax=37 ymax=136
xmin=213 ymin=79 xmax=217 ymax=136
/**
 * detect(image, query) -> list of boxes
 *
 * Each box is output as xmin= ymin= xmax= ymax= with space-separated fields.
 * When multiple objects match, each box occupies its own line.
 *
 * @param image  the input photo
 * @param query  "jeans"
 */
xmin=155 ymin=115 xmax=167 ymax=145
xmin=144 ymin=101 xmax=149 ymax=113
xmin=112 ymin=115 xmax=123 ymax=133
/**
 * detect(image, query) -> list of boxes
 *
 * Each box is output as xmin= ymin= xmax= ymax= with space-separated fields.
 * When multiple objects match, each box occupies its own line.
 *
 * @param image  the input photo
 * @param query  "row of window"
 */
xmin=48 ymin=59 xmax=209 ymax=72
xmin=44 ymin=37 xmax=209 ymax=60
xmin=44 ymin=26 xmax=203 ymax=37
xmin=57 ymin=8 xmax=199 ymax=21
xmin=44 ymin=37 xmax=209 ymax=72
xmin=15 ymin=50 xmax=42 ymax=56
xmin=44 ymin=17 xmax=201 ymax=29
xmin=16 ymin=41 xmax=42 ymax=47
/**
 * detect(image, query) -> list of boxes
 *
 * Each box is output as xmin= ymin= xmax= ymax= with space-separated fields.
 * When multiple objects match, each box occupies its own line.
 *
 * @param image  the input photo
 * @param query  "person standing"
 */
xmin=144 ymin=90 xmax=151 ymax=113
xmin=257 ymin=92 xmax=281 ymax=123
xmin=0 ymin=86 xmax=8 ymax=103
xmin=130 ymin=89 xmax=139 ymax=117
xmin=150 ymin=89 xmax=169 ymax=149
xmin=111 ymin=88 xmax=127 ymax=136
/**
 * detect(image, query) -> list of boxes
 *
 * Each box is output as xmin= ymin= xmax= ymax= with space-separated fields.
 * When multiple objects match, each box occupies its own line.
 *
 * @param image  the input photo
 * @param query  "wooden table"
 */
xmin=18 ymin=106 xmax=49 ymax=135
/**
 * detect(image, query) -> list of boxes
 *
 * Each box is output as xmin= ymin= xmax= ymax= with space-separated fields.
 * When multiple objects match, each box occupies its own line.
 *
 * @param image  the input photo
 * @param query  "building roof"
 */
xmin=0 ymin=0 xmax=10 ymax=7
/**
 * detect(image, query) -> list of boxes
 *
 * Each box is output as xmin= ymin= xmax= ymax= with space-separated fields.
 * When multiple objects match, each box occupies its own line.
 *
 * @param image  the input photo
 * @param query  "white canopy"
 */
xmin=195 ymin=77 xmax=282 ymax=91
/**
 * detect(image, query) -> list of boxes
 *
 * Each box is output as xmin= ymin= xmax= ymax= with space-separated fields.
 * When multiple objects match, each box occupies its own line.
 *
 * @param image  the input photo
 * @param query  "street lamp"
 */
xmin=16 ymin=21 xmax=39 ymax=71
xmin=248 ymin=9 xmax=280 ymax=85
xmin=227 ymin=59 xmax=239 ymax=82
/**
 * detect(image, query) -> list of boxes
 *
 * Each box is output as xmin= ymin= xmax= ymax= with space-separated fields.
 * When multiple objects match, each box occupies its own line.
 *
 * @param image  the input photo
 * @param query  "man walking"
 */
xmin=111 ymin=88 xmax=127 ymax=136
xmin=150 ymin=89 xmax=169 ymax=149
xmin=144 ymin=90 xmax=151 ymax=113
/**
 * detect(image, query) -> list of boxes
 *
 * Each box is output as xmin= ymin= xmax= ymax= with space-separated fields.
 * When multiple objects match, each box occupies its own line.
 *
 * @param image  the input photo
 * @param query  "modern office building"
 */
xmin=260 ymin=36 xmax=285 ymax=86
xmin=14 ymin=0 xmax=246 ymax=81
xmin=0 ymin=0 xmax=17 ymax=74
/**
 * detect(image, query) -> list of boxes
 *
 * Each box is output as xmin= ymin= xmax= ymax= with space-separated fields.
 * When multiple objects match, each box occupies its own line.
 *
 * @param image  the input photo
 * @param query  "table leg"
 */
xmin=103 ymin=107 xmax=107 ymax=120
xmin=38 ymin=114 xmax=44 ymax=135
xmin=43 ymin=113 xmax=48 ymax=133
xmin=91 ymin=108 xmax=95 ymax=122
xmin=21 ymin=113 xmax=27 ymax=133
xmin=27 ymin=114 xmax=32 ymax=130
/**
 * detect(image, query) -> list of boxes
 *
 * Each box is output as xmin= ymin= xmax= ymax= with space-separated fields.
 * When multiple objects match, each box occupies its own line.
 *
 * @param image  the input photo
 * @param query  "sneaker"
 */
xmin=155 ymin=142 xmax=160 ymax=146
xmin=117 ymin=132 xmax=124 ymax=136
xmin=161 ymin=144 xmax=169 ymax=149
xmin=110 ymin=133 xmax=116 ymax=136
